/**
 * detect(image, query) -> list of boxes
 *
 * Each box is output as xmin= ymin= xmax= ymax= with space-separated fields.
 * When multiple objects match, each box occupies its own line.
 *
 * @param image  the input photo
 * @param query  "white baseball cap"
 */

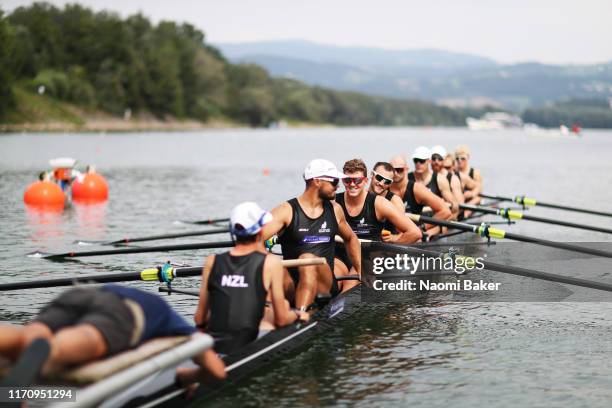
xmin=303 ymin=159 xmax=348 ymax=180
xmin=430 ymin=145 xmax=447 ymax=158
xmin=412 ymin=146 xmax=432 ymax=160
xmin=230 ymin=202 xmax=273 ymax=237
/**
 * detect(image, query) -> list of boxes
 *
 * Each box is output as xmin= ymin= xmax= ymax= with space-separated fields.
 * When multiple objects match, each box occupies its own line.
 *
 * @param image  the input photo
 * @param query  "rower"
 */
xmin=369 ymin=161 xmax=405 ymax=214
xmin=430 ymin=145 xmax=464 ymax=214
xmin=0 ymin=285 xmax=226 ymax=385
xmin=262 ymin=159 xmax=361 ymax=310
xmin=194 ymin=202 xmax=309 ymax=355
xmin=408 ymin=146 xmax=459 ymax=217
xmin=389 ymin=155 xmax=451 ymax=236
xmin=335 ymin=159 xmax=421 ymax=274
xmin=455 ymin=145 xmax=483 ymax=217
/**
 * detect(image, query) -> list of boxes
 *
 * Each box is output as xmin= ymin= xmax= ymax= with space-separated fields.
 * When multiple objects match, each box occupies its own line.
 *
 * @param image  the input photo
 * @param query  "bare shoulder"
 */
xmin=332 ymin=201 xmax=347 ymax=221
xmin=264 ymin=253 xmax=283 ymax=269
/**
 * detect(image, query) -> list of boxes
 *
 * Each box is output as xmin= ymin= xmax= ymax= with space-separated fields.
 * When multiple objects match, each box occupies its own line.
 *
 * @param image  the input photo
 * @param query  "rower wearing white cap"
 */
xmin=194 ymin=202 xmax=309 ymax=355
xmin=262 ymin=159 xmax=361 ymax=311
xmin=430 ymin=145 xmax=464 ymax=216
xmin=389 ymin=154 xmax=451 ymax=236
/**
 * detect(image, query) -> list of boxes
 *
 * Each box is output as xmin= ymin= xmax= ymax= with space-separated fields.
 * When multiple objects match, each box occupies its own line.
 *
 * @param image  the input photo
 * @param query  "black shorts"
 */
xmin=34 ymin=287 xmax=135 ymax=356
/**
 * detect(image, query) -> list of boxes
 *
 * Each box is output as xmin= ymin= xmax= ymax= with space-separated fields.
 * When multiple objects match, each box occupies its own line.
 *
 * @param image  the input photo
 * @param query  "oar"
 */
xmin=366 ymin=241 xmax=612 ymax=293
xmin=461 ymin=203 xmax=612 ymax=235
xmin=0 ymin=258 xmax=326 ymax=291
xmin=175 ymin=217 xmax=230 ymax=226
xmin=75 ymin=227 xmax=228 ymax=246
xmin=30 ymin=241 xmax=236 ymax=261
xmin=479 ymin=193 xmax=612 ymax=218
xmin=407 ymin=214 xmax=612 ymax=258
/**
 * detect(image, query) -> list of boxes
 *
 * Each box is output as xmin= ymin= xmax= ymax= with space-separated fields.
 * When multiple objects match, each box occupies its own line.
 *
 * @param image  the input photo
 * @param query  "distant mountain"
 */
xmin=215 ymin=40 xmax=612 ymax=110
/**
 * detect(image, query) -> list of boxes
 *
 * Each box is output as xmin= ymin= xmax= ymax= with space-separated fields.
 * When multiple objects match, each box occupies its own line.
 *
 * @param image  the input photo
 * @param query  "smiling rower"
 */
xmin=408 ymin=146 xmax=459 ymax=218
xmin=262 ymin=159 xmax=361 ymax=311
xmin=389 ymin=155 xmax=451 ymax=234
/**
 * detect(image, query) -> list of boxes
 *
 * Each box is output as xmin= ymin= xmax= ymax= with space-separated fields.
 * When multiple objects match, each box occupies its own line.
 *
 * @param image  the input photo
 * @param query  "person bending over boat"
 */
xmin=0 ymin=285 xmax=226 ymax=384
xmin=430 ymin=145 xmax=465 ymax=216
xmin=389 ymin=155 xmax=452 ymax=237
xmin=455 ymin=145 xmax=483 ymax=217
xmin=193 ymin=202 xmax=310 ymax=356
xmin=408 ymin=146 xmax=459 ymax=218
xmin=262 ymin=159 xmax=362 ymax=311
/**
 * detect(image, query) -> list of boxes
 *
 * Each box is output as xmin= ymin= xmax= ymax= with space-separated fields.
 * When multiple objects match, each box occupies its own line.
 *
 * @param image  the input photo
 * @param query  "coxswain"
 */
xmin=194 ymin=202 xmax=309 ymax=355
xmin=455 ymin=145 xmax=482 ymax=217
xmin=0 ymin=285 xmax=226 ymax=385
xmin=430 ymin=145 xmax=465 ymax=214
xmin=389 ymin=155 xmax=451 ymax=235
xmin=262 ymin=159 xmax=361 ymax=311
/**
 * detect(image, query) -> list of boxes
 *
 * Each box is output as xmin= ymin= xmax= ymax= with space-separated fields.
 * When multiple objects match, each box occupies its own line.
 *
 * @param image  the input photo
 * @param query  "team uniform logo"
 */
xmin=221 ymin=275 xmax=249 ymax=288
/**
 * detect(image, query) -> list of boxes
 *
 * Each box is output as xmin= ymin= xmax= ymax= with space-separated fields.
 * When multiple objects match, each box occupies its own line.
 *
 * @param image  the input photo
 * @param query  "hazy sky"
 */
xmin=3 ymin=0 xmax=611 ymax=64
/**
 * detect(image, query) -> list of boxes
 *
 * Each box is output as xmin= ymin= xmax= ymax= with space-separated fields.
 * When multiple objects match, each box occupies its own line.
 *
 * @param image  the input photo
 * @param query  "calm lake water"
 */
xmin=1 ymin=127 xmax=611 ymax=407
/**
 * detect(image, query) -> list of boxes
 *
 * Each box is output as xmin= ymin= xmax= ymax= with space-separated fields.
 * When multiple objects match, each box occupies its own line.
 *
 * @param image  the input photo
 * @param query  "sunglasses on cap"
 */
xmin=372 ymin=171 xmax=392 ymax=185
xmin=413 ymin=158 xmax=427 ymax=164
xmin=431 ymin=154 xmax=444 ymax=162
xmin=393 ymin=167 xmax=405 ymax=174
xmin=314 ymin=177 xmax=340 ymax=187
xmin=343 ymin=176 xmax=366 ymax=186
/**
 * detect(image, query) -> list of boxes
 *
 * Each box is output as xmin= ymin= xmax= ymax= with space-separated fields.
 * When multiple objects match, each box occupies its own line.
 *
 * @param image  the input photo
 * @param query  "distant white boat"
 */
xmin=466 ymin=112 xmax=524 ymax=130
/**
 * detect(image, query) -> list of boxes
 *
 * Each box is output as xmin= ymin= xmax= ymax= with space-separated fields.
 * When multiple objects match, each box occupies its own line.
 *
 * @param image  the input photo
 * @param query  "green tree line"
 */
xmin=0 ymin=3 xmax=465 ymax=126
xmin=522 ymin=98 xmax=612 ymax=129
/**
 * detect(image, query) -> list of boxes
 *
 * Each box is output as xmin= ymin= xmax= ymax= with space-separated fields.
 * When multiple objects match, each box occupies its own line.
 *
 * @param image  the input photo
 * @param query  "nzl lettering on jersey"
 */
xmin=221 ymin=275 xmax=249 ymax=288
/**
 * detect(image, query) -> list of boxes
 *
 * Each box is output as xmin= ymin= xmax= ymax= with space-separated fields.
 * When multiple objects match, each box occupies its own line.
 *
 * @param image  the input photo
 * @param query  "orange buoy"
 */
xmin=23 ymin=181 xmax=65 ymax=210
xmin=72 ymin=173 xmax=109 ymax=203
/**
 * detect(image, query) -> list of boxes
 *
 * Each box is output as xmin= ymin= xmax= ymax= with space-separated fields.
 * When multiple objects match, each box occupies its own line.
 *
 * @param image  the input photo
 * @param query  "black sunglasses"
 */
xmin=315 ymin=177 xmax=339 ymax=187
xmin=413 ymin=158 xmax=427 ymax=164
xmin=393 ymin=167 xmax=405 ymax=174
xmin=373 ymin=172 xmax=392 ymax=185
xmin=431 ymin=154 xmax=444 ymax=162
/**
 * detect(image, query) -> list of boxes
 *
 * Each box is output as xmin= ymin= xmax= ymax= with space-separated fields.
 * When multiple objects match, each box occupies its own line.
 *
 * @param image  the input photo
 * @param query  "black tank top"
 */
xmin=278 ymin=198 xmax=338 ymax=270
xmin=408 ymin=171 xmax=441 ymax=197
xmin=403 ymin=180 xmax=424 ymax=214
xmin=207 ymin=251 xmax=267 ymax=354
xmin=383 ymin=190 xmax=397 ymax=233
xmin=336 ymin=192 xmax=382 ymax=241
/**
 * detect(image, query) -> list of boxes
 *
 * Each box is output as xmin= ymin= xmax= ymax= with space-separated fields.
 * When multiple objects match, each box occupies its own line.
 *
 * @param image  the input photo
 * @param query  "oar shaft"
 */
xmin=479 ymin=193 xmax=612 ymax=218
xmin=107 ymin=228 xmax=227 ymax=245
xmin=182 ymin=218 xmax=230 ymax=225
xmin=43 ymin=241 xmax=235 ymax=260
xmin=461 ymin=203 xmax=612 ymax=235
xmin=409 ymin=213 xmax=612 ymax=258
xmin=369 ymin=242 xmax=612 ymax=293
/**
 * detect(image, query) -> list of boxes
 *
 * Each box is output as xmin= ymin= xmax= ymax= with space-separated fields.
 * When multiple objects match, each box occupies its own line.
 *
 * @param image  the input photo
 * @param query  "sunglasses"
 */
xmin=373 ymin=172 xmax=392 ymax=185
xmin=431 ymin=154 xmax=444 ymax=162
xmin=457 ymin=156 xmax=468 ymax=161
xmin=444 ymin=165 xmax=453 ymax=170
xmin=393 ymin=167 xmax=405 ymax=174
xmin=343 ymin=177 xmax=366 ymax=186
xmin=413 ymin=158 xmax=427 ymax=164
xmin=315 ymin=177 xmax=339 ymax=187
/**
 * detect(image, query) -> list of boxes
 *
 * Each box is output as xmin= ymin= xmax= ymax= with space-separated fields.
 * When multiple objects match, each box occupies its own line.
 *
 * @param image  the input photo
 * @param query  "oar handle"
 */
xmin=281 ymin=258 xmax=326 ymax=267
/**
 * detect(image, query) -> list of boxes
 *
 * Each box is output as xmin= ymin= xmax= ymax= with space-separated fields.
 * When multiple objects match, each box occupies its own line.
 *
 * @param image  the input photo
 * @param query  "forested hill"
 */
xmin=0 ymin=3 xmax=467 ymax=127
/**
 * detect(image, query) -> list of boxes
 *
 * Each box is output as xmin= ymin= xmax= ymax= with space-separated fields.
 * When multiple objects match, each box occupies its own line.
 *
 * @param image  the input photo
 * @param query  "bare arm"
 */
xmin=261 ymin=201 xmax=292 ymax=240
xmin=375 ymin=196 xmax=422 ymax=243
xmin=414 ymin=182 xmax=452 ymax=220
xmin=450 ymin=174 xmax=465 ymax=204
xmin=194 ymin=254 xmax=215 ymax=327
xmin=437 ymin=173 xmax=458 ymax=214
xmin=390 ymin=194 xmax=406 ymax=213
xmin=333 ymin=202 xmax=362 ymax=276
xmin=266 ymin=255 xmax=308 ymax=326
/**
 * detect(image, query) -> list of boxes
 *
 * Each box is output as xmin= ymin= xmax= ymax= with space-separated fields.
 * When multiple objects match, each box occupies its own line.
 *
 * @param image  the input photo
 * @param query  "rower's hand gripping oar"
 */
xmin=407 ymin=213 xmax=612 ymax=259
xmin=461 ymin=203 xmax=612 ymax=235
xmin=479 ymin=193 xmax=612 ymax=218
